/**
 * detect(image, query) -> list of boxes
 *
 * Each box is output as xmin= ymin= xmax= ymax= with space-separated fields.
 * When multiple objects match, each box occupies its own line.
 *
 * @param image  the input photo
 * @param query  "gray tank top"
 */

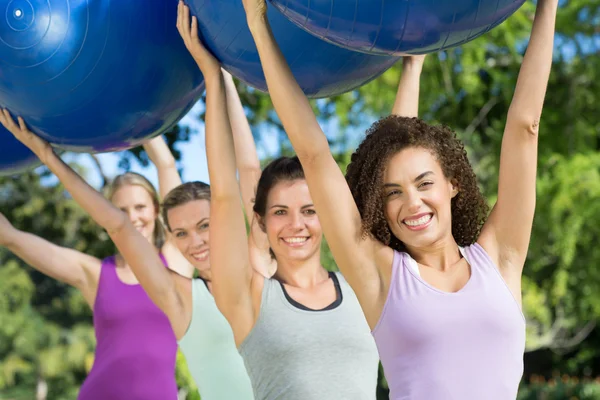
xmin=239 ymin=272 xmax=379 ymax=400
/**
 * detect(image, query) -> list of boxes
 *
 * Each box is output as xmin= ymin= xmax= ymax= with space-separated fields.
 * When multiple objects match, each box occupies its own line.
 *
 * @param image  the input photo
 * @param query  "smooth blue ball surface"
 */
xmin=0 ymin=0 xmax=205 ymax=152
xmin=188 ymin=0 xmax=399 ymax=98
xmin=270 ymin=0 xmax=526 ymax=56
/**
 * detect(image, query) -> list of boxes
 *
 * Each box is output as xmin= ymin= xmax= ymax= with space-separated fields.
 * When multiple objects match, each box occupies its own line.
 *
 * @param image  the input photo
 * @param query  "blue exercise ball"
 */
xmin=0 ymin=125 xmax=40 ymax=176
xmin=269 ymin=0 xmax=526 ymax=56
xmin=0 ymin=0 xmax=205 ymax=152
xmin=187 ymin=1 xmax=399 ymax=98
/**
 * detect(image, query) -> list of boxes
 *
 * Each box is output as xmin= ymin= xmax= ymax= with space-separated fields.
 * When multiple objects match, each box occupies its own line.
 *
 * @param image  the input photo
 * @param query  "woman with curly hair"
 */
xmin=242 ymin=0 xmax=558 ymax=397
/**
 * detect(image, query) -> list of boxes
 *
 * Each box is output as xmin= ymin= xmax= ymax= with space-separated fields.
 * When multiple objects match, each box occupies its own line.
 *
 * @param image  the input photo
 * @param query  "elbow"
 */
xmin=105 ymin=212 xmax=130 ymax=239
xmin=507 ymin=110 xmax=541 ymax=138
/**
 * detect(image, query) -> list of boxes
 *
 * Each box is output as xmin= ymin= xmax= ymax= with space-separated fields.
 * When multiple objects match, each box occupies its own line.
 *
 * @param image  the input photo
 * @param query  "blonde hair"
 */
xmin=162 ymin=182 xmax=211 ymax=231
xmin=105 ymin=172 xmax=166 ymax=249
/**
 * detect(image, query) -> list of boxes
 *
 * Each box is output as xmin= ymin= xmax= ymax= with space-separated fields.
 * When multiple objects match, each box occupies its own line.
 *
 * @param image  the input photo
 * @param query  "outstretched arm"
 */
xmin=479 ymin=0 xmax=558 ymax=273
xmin=0 ymin=212 xmax=101 ymax=307
xmin=0 ymin=110 xmax=185 ymax=324
xmin=143 ymin=135 xmax=182 ymax=198
xmin=392 ymin=56 xmax=426 ymax=117
xmin=178 ymin=2 xmax=256 ymax=345
xmin=242 ymin=0 xmax=390 ymax=327
xmin=223 ymin=70 xmax=275 ymax=278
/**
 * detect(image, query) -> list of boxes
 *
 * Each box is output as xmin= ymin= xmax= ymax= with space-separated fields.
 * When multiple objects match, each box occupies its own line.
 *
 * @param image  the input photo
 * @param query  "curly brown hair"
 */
xmin=345 ymin=116 xmax=488 ymax=252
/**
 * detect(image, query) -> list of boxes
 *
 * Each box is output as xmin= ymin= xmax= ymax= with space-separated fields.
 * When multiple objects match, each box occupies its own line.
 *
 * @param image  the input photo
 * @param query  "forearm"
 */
xmin=206 ymin=74 xmax=241 ymax=199
xmin=224 ymin=72 xmax=262 ymax=219
xmin=143 ymin=136 xmax=182 ymax=198
xmin=45 ymin=152 xmax=128 ymax=234
xmin=507 ymin=0 xmax=558 ymax=128
xmin=224 ymin=73 xmax=261 ymax=172
xmin=392 ymin=58 xmax=424 ymax=117
xmin=248 ymin=21 xmax=329 ymax=159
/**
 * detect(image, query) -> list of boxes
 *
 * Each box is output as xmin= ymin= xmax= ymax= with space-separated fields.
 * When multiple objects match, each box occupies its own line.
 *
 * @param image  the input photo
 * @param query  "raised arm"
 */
xmin=178 ymin=2 xmax=256 ymax=344
xmin=223 ymin=69 xmax=275 ymax=278
xmin=242 ymin=0 xmax=390 ymax=326
xmin=479 ymin=0 xmax=558 ymax=273
xmin=0 ymin=212 xmax=101 ymax=307
xmin=391 ymin=56 xmax=426 ymax=117
xmin=143 ymin=135 xmax=182 ymax=198
xmin=0 ymin=109 xmax=185 ymax=325
xmin=142 ymin=136 xmax=194 ymax=278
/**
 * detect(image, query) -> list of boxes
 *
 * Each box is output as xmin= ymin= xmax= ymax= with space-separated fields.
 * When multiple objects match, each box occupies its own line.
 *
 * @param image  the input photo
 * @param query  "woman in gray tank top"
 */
xmin=174 ymin=4 xmax=414 ymax=399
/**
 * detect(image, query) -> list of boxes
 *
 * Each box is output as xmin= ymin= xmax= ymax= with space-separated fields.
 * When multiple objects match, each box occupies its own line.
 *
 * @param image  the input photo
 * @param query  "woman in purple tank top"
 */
xmin=0 ymin=135 xmax=190 ymax=399
xmin=241 ymin=0 xmax=558 ymax=398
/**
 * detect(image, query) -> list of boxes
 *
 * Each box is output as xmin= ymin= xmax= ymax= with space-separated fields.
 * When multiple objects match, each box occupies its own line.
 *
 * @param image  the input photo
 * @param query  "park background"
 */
xmin=1 ymin=0 xmax=599 ymax=398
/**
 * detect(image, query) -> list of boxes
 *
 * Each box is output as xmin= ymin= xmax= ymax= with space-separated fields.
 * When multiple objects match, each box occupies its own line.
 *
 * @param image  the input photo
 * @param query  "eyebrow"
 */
xmin=269 ymin=204 xmax=314 ymax=209
xmin=383 ymin=171 xmax=434 ymax=188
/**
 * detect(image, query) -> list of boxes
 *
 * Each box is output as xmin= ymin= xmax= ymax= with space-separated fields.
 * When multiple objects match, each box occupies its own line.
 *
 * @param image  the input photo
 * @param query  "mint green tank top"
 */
xmin=178 ymin=279 xmax=254 ymax=399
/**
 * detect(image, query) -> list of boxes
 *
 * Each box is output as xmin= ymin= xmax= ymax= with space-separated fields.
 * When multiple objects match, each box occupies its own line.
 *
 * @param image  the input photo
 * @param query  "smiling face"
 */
xmin=167 ymin=199 xmax=211 ymax=273
xmin=382 ymin=147 xmax=458 ymax=250
xmin=260 ymin=179 xmax=322 ymax=265
xmin=111 ymin=184 xmax=158 ymax=243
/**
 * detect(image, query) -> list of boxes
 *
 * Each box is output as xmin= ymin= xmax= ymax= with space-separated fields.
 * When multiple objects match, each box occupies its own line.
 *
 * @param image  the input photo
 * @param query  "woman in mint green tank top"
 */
xmin=176 ymin=4 xmax=382 ymax=400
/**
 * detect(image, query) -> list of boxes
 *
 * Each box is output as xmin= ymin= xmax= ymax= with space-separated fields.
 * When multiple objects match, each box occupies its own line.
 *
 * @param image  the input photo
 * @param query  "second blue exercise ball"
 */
xmin=269 ymin=0 xmax=526 ymax=56
xmin=187 ymin=0 xmax=399 ymax=98
xmin=0 ymin=0 xmax=205 ymax=152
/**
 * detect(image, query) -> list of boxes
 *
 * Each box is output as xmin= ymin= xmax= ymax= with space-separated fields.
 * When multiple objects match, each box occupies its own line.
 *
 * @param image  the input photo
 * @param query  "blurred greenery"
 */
xmin=1 ymin=0 xmax=599 ymax=398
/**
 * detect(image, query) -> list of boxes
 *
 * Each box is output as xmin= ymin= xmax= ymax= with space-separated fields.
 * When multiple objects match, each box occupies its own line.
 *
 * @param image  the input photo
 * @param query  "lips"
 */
xmin=281 ymin=236 xmax=310 ymax=247
xmin=403 ymin=213 xmax=433 ymax=230
xmin=191 ymin=249 xmax=209 ymax=262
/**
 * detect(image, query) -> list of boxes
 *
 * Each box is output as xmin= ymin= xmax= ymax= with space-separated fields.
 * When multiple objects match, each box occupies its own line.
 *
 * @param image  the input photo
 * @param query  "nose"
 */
xmin=289 ymin=212 xmax=304 ymax=230
xmin=190 ymin=231 xmax=206 ymax=247
xmin=125 ymin=208 xmax=138 ymax=223
xmin=405 ymin=189 xmax=423 ymax=214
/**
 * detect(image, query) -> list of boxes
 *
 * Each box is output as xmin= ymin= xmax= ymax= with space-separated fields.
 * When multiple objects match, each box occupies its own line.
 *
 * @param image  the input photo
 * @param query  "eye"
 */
xmin=175 ymin=231 xmax=186 ymax=238
xmin=303 ymin=209 xmax=316 ymax=215
xmin=418 ymin=181 xmax=433 ymax=189
xmin=274 ymin=209 xmax=286 ymax=216
xmin=199 ymin=223 xmax=209 ymax=230
xmin=135 ymin=204 xmax=146 ymax=210
xmin=385 ymin=189 xmax=401 ymax=198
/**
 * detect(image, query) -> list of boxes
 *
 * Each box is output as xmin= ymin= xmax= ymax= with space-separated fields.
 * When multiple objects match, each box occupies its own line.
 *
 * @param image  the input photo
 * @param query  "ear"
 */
xmin=255 ymin=213 xmax=267 ymax=233
xmin=450 ymin=179 xmax=459 ymax=198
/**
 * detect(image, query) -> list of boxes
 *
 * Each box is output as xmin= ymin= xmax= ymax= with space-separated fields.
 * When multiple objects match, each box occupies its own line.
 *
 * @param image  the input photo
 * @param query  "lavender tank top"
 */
xmin=372 ymin=243 xmax=525 ymax=400
xmin=78 ymin=255 xmax=178 ymax=400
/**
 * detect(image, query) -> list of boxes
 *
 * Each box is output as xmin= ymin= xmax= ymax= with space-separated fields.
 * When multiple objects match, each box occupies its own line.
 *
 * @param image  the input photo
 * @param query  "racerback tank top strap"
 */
xmin=372 ymin=243 xmax=525 ymax=400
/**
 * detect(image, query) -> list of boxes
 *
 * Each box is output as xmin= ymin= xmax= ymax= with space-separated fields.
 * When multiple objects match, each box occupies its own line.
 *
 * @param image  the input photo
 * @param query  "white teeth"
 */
xmin=283 ymin=237 xmax=308 ymax=244
xmin=192 ymin=250 xmax=208 ymax=260
xmin=404 ymin=214 xmax=432 ymax=227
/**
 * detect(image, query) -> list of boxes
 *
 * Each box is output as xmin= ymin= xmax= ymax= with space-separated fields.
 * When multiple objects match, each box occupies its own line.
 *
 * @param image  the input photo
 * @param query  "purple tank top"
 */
xmin=372 ymin=243 xmax=525 ymax=400
xmin=78 ymin=255 xmax=178 ymax=400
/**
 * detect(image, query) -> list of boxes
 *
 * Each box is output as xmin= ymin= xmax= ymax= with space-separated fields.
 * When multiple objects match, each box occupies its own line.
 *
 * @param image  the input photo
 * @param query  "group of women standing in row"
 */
xmin=0 ymin=0 xmax=558 ymax=398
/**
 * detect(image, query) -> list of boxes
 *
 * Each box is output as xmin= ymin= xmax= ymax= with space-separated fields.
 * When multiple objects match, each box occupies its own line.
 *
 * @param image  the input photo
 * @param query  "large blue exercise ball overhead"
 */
xmin=0 ymin=125 xmax=40 ymax=176
xmin=269 ymin=0 xmax=526 ymax=56
xmin=0 ymin=0 xmax=204 ymax=152
xmin=187 ymin=1 xmax=399 ymax=98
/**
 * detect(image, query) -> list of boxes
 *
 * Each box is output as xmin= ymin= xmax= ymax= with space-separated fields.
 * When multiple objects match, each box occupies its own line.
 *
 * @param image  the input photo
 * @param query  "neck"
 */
xmin=273 ymin=252 xmax=328 ymax=288
xmin=404 ymin=235 xmax=462 ymax=272
xmin=197 ymin=269 xmax=212 ymax=282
